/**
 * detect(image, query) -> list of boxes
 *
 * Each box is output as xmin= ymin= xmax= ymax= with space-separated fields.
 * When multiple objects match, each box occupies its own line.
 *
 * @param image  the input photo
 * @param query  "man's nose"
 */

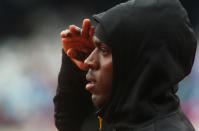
xmin=84 ymin=49 xmax=99 ymax=70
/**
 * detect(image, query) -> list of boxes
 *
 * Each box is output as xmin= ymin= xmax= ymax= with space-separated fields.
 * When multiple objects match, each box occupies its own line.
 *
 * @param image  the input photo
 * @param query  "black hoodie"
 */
xmin=54 ymin=0 xmax=197 ymax=131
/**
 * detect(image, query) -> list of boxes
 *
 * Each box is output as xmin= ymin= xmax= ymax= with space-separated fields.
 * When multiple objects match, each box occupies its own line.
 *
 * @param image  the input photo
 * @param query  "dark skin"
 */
xmin=60 ymin=19 xmax=113 ymax=107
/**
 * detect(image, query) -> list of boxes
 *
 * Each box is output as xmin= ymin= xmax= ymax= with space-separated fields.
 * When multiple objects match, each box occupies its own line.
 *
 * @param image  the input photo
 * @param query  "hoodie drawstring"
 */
xmin=98 ymin=115 xmax=103 ymax=131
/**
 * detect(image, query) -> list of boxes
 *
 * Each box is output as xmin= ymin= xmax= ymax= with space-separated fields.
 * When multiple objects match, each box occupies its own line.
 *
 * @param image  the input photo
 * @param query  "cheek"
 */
xmin=98 ymin=57 xmax=113 ymax=94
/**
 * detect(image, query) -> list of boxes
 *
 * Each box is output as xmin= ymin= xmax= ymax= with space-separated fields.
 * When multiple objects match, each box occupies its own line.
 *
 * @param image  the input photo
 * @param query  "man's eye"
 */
xmin=100 ymin=47 xmax=108 ymax=53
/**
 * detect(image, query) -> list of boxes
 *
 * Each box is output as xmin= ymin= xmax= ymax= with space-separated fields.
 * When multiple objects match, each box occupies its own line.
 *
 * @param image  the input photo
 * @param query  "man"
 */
xmin=54 ymin=0 xmax=197 ymax=131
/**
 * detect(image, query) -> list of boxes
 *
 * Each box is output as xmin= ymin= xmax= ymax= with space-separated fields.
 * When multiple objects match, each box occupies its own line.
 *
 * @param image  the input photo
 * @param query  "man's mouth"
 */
xmin=86 ymin=72 xmax=96 ymax=91
xmin=85 ymin=81 xmax=96 ymax=90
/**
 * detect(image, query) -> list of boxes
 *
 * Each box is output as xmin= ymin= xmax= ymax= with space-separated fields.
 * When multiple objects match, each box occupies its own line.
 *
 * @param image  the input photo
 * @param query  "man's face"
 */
xmin=84 ymin=37 xmax=113 ymax=107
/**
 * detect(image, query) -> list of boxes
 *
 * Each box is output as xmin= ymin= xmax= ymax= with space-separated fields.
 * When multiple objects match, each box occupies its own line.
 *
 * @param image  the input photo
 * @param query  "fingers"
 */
xmin=60 ymin=29 xmax=72 ymax=38
xmin=62 ymin=37 xmax=88 ymax=50
xmin=82 ymin=19 xmax=91 ymax=39
xmin=60 ymin=19 xmax=94 ymax=71
xmin=60 ymin=25 xmax=81 ymax=38
xmin=69 ymin=25 xmax=81 ymax=36
xmin=61 ymin=19 xmax=94 ymax=40
xmin=89 ymin=26 xmax=95 ymax=39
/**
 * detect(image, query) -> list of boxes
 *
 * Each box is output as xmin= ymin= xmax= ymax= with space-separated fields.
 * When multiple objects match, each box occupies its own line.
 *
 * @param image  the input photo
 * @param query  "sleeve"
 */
xmin=53 ymin=49 xmax=94 ymax=131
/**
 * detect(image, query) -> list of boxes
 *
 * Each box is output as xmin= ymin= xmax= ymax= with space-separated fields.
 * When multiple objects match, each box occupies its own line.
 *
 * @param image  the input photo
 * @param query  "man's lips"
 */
xmin=86 ymin=72 xmax=96 ymax=91
xmin=85 ymin=81 xmax=96 ymax=90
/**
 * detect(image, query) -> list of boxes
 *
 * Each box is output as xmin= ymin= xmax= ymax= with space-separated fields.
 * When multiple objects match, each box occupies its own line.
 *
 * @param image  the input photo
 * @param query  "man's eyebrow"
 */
xmin=94 ymin=40 xmax=102 ymax=47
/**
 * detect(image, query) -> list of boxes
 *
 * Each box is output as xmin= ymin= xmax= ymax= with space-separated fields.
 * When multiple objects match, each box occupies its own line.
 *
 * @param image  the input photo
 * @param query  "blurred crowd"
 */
xmin=0 ymin=0 xmax=198 ymax=130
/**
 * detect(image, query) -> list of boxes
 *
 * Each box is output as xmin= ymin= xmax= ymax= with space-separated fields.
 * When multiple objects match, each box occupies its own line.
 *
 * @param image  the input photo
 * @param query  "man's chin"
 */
xmin=92 ymin=94 xmax=104 ymax=108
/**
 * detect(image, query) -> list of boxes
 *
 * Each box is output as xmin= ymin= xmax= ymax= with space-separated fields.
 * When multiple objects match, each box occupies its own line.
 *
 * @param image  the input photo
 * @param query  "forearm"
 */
xmin=54 ymin=49 xmax=93 ymax=131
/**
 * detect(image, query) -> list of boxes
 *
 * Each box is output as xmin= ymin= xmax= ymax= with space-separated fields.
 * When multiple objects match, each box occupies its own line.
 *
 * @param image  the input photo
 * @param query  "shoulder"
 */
xmin=154 ymin=108 xmax=195 ymax=131
xmin=134 ymin=108 xmax=195 ymax=131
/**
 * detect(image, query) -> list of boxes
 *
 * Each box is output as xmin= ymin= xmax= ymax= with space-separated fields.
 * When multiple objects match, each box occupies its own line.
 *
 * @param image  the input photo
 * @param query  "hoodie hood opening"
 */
xmin=92 ymin=0 xmax=197 ymax=128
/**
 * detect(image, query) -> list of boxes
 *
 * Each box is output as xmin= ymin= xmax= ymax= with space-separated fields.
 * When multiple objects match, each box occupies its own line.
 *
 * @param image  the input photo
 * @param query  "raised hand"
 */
xmin=60 ymin=19 xmax=95 ymax=71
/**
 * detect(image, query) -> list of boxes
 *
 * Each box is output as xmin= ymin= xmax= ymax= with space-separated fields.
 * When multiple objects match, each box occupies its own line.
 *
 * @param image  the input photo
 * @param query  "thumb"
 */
xmin=67 ymin=48 xmax=88 ymax=61
xmin=67 ymin=48 xmax=77 ymax=58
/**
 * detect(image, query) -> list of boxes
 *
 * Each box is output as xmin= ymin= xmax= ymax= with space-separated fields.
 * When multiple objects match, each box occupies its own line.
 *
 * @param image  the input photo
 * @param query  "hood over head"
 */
xmin=93 ymin=0 xmax=197 ymax=129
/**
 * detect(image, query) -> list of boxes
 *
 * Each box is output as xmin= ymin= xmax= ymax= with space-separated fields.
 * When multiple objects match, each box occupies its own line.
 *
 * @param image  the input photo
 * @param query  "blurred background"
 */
xmin=0 ymin=0 xmax=198 ymax=130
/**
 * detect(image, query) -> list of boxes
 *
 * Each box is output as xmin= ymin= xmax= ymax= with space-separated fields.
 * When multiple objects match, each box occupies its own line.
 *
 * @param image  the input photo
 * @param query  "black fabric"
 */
xmin=54 ymin=0 xmax=197 ymax=130
xmin=93 ymin=0 xmax=197 ymax=130
xmin=53 ymin=49 xmax=94 ymax=131
xmin=109 ymin=108 xmax=195 ymax=131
